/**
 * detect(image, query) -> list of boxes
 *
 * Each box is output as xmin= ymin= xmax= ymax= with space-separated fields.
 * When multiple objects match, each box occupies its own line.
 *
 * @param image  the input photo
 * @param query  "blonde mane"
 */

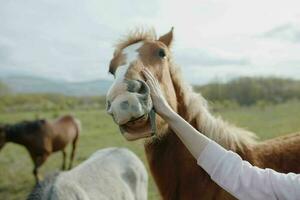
xmin=168 ymin=61 xmax=258 ymax=152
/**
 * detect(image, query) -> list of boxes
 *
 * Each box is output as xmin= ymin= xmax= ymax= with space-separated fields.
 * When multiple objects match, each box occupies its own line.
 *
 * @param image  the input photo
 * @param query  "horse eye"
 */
xmin=158 ymin=49 xmax=166 ymax=58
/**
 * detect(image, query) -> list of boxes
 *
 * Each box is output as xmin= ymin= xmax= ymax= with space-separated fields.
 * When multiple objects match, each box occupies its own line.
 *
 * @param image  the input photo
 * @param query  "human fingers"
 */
xmin=142 ymin=69 xmax=157 ymax=93
xmin=142 ymin=68 xmax=155 ymax=84
xmin=142 ymin=69 xmax=161 ymax=92
xmin=143 ymin=68 xmax=158 ymax=83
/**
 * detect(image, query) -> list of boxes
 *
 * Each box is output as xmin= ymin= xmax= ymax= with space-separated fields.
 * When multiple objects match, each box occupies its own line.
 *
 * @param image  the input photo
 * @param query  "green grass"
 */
xmin=1 ymin=101 xmax=300 ymax=199
xmin=214 ymin=100 xmax=300 ymax=139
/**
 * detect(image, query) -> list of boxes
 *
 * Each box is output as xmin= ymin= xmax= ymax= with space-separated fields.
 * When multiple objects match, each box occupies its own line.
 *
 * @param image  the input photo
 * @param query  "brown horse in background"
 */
xmin=0 ymin=115 xmax=81 ymax=183
xmin=106 ymin=28 xmax=300 ymax=199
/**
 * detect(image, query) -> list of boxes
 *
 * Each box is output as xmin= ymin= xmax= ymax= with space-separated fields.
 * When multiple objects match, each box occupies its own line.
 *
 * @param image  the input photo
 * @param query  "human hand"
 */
xmin=142 ymin=68 xmax=174 ymax=118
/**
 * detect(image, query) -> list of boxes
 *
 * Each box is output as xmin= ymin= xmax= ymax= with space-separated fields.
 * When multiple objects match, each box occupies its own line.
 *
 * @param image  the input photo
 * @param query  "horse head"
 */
xmin=106 ymin=28 xmax=178 ymax=141
xmin=0 ymin=124 xmax=6 ymax=150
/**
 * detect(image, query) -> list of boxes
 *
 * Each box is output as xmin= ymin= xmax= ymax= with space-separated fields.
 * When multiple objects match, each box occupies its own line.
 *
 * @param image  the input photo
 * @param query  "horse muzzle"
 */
xmin=106 ymin=79 xmax=156 ymax=140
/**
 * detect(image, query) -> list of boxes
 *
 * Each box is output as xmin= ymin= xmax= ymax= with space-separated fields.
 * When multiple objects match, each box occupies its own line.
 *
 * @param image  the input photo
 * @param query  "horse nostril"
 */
xmin=120 ymin=100 xmax=129 ymax=110
xmin=126 ymin=80 xmax=141 ymax=93
xmin=137 ymin=80 xmax=149 ymax=95
xmin=126 ymin=80 xmax=149 ymax=95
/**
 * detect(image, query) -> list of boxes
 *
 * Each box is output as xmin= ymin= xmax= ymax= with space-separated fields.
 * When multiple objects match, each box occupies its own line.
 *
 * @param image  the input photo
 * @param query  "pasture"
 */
xmin=1 ymin=100 xmax=300 ymax=200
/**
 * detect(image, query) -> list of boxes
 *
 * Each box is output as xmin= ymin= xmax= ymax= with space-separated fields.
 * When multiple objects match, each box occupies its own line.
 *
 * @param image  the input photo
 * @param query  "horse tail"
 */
xmin=68 ymin=118 xmax=81 ymax=170
xmin=73 ymin=118 xmax=82 ymax=136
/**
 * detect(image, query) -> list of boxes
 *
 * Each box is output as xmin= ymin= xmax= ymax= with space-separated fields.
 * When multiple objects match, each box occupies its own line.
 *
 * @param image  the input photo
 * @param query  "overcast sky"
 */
xmin=1 ymin=0 xmax=300 ymax=84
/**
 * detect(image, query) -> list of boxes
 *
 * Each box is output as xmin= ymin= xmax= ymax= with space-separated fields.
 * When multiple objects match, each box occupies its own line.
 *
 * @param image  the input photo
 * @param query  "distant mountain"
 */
xmin=0 ymin=76 xmax=113 ymax=96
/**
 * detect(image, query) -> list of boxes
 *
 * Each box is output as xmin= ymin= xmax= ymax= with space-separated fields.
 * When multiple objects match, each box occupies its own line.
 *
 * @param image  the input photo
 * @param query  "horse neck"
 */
xmin=4 ymin=125 xmax=27 ymax=145
xmin=145 ymin=130 xmax=193 ymax=199
xmin=145 ymin=125 xmax=228 ymax=199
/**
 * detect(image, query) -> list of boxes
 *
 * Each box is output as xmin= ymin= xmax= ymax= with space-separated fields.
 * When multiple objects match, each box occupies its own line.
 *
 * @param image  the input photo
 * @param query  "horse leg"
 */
xmin=61 ymin=149 xmax=66 ymax=170
xmin=68 ymin=134 xmax=79 ymax=170
xmin=33 ymin=153 xmax=49 ymax=183
xmin=33 ymin=165 xmax=40 ymax=184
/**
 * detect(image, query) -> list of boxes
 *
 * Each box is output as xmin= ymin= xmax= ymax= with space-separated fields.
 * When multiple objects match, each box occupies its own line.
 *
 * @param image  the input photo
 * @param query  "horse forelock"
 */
xmin=114 ymin=27 xmax=156 ymax=52
xmin=109 ymin=28 xmax=156 ymax=75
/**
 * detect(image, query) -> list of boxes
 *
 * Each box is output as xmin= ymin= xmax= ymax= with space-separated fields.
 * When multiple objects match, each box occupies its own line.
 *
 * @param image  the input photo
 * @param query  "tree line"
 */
xmin=1 ymin=77 xmax=300 ymax=112
xmin=195 ymin=77 xmax=300 ymax=106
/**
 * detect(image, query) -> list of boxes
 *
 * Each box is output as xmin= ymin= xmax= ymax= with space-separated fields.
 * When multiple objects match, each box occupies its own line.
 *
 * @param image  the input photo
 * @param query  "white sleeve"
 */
xmin=197 ymin=140 xmax=300 ymax=200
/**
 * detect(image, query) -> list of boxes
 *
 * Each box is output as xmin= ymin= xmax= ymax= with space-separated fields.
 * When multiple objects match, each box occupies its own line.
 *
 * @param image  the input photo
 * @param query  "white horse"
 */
xmin=27 ymin=148 xmax=148 ymax=200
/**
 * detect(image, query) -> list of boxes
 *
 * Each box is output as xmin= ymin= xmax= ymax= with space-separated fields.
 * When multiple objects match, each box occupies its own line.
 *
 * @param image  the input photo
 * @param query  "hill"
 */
xmin=0 ymin=76 xmax=112 ymax=96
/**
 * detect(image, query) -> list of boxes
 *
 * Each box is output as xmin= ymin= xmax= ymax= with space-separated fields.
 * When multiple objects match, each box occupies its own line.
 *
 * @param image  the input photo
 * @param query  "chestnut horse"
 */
xmin=106 ymin=28 xmax=300 ymax=199
xmin=0 ymin=115 xmax=81 ymax=183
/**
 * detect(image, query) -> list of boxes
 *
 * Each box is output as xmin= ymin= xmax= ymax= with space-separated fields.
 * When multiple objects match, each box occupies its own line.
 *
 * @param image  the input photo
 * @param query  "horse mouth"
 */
xmin=128 ymin=114 xmax=148 ymax=124
xmin=119 ymin=109 xmax=156 ymax=141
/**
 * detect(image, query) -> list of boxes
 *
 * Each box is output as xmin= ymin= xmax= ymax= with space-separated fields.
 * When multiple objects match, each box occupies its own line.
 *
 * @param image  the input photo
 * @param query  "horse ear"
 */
xmin=158 ymin=27 xmax=174 ymax=47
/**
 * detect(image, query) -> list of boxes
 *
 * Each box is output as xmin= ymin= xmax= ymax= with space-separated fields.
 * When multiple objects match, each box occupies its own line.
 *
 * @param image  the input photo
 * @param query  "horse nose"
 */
xmin=126 ymin=80 xmax=149 ymax=97
xmin=108 ymin=97 xmax=144 ymax=125
xmin=106 ymin=79 xmax=151 ymax=125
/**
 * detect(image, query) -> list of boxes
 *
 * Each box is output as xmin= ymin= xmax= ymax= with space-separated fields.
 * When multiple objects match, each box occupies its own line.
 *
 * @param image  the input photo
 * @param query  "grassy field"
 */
xmin=1 ymin=100 xmax=300 ymax=199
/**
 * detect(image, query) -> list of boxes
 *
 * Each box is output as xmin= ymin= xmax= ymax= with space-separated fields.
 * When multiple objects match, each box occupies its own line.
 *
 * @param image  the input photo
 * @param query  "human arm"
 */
xmin=198 ymin=140 xmax=300 ymax=200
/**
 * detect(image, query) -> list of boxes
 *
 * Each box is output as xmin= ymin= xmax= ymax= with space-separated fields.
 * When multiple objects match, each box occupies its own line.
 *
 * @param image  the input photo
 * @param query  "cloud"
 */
xmin=174 ymin=49 xmax=250 ymax=67
xmin=1 ymin=0 xmax=300 ymax=84
xmin=0 ymin=0 xmax=120 ymax=81
xmin=0 ymin=45 xmax=11 ymax=65
xmin=260 ymin=23 xmax=300 ymax=43
xmin=180 ymin=64 xmax=300 ymax=85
